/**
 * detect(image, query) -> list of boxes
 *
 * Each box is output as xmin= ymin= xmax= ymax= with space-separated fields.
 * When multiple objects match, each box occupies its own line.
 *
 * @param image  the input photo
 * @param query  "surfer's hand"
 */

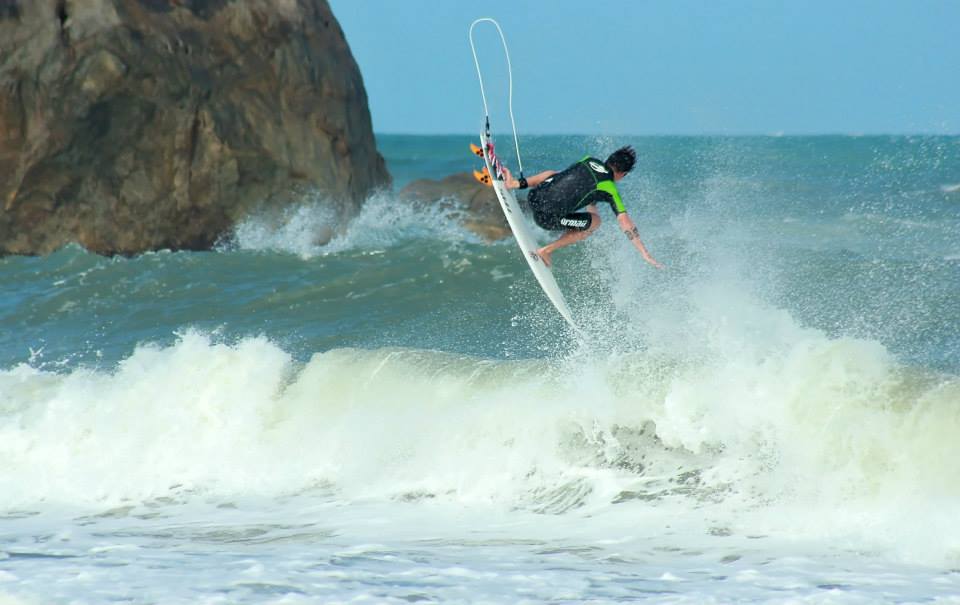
xmin=646 ymin=257 xmax=665 ymax=270
xmin=502 ymin=167 xmax=518 ymax=189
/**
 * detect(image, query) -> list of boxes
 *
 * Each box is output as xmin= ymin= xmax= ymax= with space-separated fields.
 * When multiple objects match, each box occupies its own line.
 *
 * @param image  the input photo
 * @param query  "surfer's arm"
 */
xmin=504 ymin=169 xmax=556 ymax=190
xmin=617 ymin=213 xmax=663 ymax=269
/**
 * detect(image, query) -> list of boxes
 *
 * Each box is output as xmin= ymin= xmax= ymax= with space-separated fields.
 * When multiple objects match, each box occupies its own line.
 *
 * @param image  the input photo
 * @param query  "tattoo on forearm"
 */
xmin=624 ymin=227 xmax=639 ymax=240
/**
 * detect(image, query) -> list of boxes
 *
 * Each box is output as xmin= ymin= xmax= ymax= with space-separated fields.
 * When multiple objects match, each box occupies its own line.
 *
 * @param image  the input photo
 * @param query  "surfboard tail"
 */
xmin=473 ymin=167 xmax=492 ymax=186
xmin=470 ymin=141 xmax=507 ymax=183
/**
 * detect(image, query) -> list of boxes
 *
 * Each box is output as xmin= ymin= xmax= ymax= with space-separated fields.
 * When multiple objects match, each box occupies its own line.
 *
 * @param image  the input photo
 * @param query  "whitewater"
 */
xmin=1 ymin=135 xmax=958 ymax=604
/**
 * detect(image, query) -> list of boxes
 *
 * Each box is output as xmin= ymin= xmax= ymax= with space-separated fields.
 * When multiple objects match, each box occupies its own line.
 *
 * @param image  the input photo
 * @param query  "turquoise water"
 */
xmin=1 ymin=135 xmax=958 ymax=603
xmin=5 ymin=135 xmax=958 ymax=370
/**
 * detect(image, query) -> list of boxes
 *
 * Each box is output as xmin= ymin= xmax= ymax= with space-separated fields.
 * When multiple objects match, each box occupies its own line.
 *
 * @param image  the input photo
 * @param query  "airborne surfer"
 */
xmin=469 ymin=17 xmax=657 ymax=325
xmin=502 ymin=146 xmax=663 ymax=269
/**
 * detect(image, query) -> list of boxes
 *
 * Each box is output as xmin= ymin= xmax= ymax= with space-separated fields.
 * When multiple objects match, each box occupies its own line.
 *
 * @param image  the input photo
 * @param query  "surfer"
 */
xmin=503 ymin=146 xmax=663 ymax=269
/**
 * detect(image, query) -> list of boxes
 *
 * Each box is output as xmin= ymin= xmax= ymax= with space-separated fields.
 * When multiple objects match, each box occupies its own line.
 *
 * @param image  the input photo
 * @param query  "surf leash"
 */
xmin=469 ymin=17 xmax=525 ymax=184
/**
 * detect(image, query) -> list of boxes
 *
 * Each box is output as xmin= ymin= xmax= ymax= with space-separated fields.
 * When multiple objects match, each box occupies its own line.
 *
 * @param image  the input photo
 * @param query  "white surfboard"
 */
xmin=479 ymin=131 xmax=576 ymax=327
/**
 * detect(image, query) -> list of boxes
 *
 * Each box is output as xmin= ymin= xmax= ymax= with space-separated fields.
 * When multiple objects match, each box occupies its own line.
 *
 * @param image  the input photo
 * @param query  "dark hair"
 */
xmin=606 ymin=146 xmax=636 ymax=174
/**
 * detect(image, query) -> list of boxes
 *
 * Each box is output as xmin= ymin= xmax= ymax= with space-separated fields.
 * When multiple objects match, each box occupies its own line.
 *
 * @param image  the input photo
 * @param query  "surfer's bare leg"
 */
xmin=537 ymin=206 xmax=600 ymax=267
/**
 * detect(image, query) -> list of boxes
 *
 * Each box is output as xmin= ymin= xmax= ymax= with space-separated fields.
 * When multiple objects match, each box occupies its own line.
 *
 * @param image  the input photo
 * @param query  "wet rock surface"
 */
xmin=0 ymin=0 xmax=388 ymax=255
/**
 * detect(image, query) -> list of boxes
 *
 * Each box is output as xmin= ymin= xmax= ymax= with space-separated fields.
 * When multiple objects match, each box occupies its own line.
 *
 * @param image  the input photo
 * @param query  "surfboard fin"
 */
xmin=473 ymin=168 xmax=492 ymax=186
xmin=469 ymin=143 xmax=484 ymax=158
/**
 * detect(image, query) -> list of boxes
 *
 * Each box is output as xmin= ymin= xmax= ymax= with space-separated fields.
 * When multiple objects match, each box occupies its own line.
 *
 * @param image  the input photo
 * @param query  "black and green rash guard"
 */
xmin=528 ymin=156 xmax=627 ymax=217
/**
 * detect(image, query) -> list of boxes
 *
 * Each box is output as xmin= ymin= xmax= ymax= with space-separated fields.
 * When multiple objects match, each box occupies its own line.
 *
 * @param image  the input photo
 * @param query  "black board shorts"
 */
xmin=528 ymin=188 xmax=595 ymax=232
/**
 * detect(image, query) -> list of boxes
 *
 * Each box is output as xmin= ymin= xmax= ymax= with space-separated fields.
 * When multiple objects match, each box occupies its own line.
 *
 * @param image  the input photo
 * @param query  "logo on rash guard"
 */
xmin=589 ymin=161 xmax=608 ymax=173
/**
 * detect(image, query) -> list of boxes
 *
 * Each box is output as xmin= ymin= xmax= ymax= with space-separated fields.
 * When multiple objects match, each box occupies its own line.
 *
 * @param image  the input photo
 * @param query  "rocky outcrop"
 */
xmin=0 ymin=0 xmax=389 ymax=255
xmin=399 ymin=172 xmax=511 ymax=241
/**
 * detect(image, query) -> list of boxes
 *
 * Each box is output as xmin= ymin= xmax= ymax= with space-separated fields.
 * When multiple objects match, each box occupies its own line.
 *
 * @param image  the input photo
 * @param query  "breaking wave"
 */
xmin=1 ymin=325 xmax=957 ymax=561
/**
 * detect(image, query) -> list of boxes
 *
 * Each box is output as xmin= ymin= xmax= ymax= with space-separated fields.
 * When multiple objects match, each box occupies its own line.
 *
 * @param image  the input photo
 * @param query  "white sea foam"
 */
xmin=227 ymin=191 xmax=483 ymax=258
xmin=1 ymin=323 xmax=957 ymax=566
xmin=228 ymin=199 xmax=339 ymax=258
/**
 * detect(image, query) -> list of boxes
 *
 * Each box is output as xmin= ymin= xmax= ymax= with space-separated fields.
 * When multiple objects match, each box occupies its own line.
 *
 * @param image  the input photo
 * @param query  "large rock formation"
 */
xmin=399 ymin=172 xmax=511 ymax=242
xmin=0 ymin=0 xmax=389 ymax=255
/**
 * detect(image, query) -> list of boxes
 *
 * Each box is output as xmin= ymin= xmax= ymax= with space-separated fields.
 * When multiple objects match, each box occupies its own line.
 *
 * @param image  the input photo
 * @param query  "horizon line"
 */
xmin=375 ymin=131 xmax=960 ymax=138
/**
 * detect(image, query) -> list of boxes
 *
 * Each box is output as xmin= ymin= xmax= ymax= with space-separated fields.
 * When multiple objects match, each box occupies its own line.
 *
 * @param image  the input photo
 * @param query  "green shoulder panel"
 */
xmin=596 ymin=180 xmax=626 ymax=214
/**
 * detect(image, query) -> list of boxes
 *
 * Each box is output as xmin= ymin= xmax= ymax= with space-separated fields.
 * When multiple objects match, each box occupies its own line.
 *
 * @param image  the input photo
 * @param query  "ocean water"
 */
xmin=1 ymin=135 xmax=959 ymax=604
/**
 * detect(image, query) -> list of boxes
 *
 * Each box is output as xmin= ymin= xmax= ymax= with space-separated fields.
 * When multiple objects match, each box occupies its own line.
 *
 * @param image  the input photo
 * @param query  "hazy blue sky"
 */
xmin=329 ymin=1 xmax=959 ymax=135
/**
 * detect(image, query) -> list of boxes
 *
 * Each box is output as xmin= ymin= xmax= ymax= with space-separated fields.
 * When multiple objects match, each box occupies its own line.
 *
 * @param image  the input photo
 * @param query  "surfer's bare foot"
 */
xmin=537 ymin=246 xmax=553 ymax=267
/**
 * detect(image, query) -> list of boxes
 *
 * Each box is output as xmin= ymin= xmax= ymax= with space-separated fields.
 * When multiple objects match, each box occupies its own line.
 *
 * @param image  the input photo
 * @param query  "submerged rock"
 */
xmin=399 ymin=172 xmax=511 ymax=241
xmin=0 ymin=0 xmax=389 ymax=255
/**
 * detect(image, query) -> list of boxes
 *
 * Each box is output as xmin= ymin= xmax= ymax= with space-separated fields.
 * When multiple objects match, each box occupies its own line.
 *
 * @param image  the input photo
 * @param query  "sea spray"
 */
xmin=227 ymin=190 xmax=485 ymax=259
